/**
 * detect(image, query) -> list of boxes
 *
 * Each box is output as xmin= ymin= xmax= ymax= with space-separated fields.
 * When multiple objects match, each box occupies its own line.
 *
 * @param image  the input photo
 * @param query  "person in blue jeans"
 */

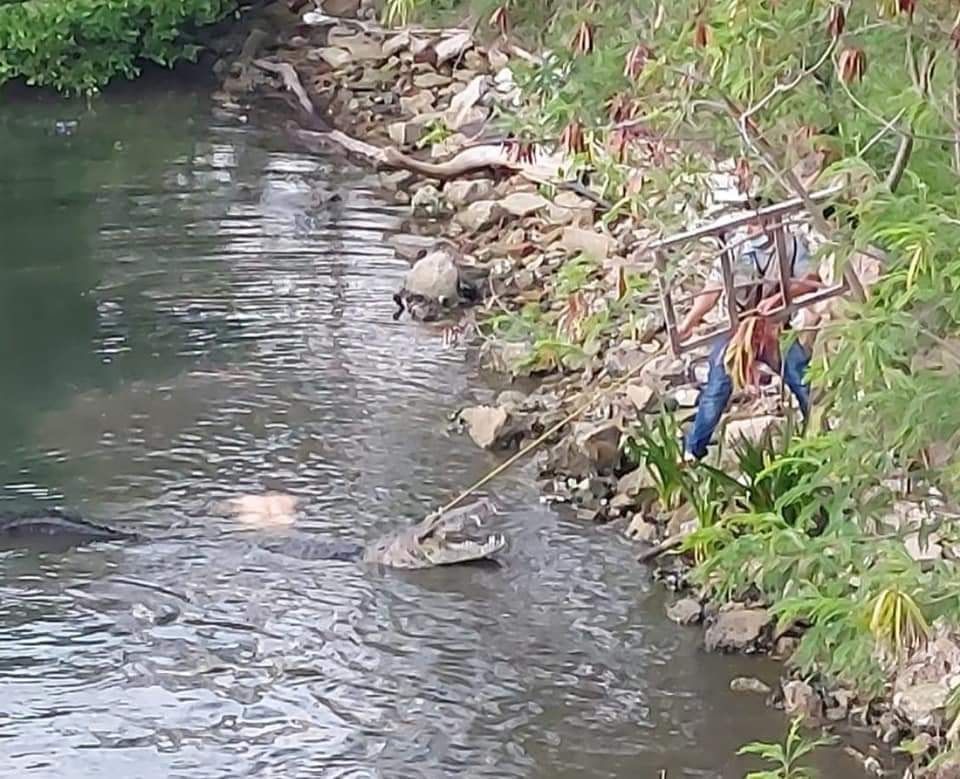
xmin=677 ymin=215 xmax=823 ymax=460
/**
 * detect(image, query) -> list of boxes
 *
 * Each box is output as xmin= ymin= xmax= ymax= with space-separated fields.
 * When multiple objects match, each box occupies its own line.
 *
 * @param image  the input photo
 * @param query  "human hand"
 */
xmin=757 ymin=295 xmax=781 ymax=316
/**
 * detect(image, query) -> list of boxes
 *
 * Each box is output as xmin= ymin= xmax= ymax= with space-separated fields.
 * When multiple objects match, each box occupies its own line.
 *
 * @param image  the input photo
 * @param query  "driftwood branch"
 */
xmin=253 ymin=59 xmax=315 ymax=115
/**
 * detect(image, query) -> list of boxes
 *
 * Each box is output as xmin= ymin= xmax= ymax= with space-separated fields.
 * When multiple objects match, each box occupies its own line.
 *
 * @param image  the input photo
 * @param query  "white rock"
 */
xmin=443 ymin=178 xmax=495 ymax=208
xmin=730 ymin=677 xmax=772 ymax=694
xmin=782 ymin=680 xmax=822 ymax=720
xmin=314 ymin=47 xmax=353 ymax=69
xmin=325 ymin=30 xmax=383 ymax=61
xmin=435 ymin=31 xmax=473 ymax=65
xmin=894 ymin=682 xmax=950 ymax=729
xmin=671 ymin=387 xmax=699 ymax=408
xmin=626 ymin=384 xmax=656 ymax=413
xmin=704 ymin=608 xmax=770 ymax=653
xmin=319 ymin=0 xmax=360 ymax=16
xmin=388 ymin=233 xmax=435 ymax=261
xmin=494 ymin=66 xmax=514 ymax=87
xmin=560 ymin=226 xmax=616 ymax=260
xmin=455 ymin=200 xmax=503 ymax=231
xmin=460 ymin=405 xmax=509 ymax=449
xmin=625 ymin=515 xmax=658 ymax=543
xmin=667 ymin=598 xmax=703 ymax=625
xmin=382 ymin=32 xmax=410 ymax=58
xmin=499 ymin=191 xmax=550 ymax=218
xmin=448 ymin=75 xmax=489 ymax=126
xmin=413 ymin=72 xmax=452 ymax=89
xmin=400 ymin=90 xmax=435 ymax=115
xmin=403 ymin=250 xmax=460 ymax=303
xmin=617 ymin=466 xmax=656 ymax=496
xmin=388 ymin=118 xmax=432 ymax=147
xmin=446 ymin=105 xmax=488 ymax=132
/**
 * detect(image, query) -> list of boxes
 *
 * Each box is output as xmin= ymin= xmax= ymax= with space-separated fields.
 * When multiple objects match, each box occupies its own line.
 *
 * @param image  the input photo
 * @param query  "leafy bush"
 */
xmin=0 ymin=0 xmax=236 ymax=94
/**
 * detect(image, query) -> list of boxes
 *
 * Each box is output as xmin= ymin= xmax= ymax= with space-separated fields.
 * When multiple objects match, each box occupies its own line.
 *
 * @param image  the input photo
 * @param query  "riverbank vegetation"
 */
xmin=383 ymin=0 xmax=960 ymax=770
xmin=0 ymin=0 xmax=237 ymax=93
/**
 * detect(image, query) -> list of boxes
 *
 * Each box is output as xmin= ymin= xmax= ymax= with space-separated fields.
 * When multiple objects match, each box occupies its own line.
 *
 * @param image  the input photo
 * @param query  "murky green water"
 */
xmin=0 ymin=76 xmax=863 ymax=778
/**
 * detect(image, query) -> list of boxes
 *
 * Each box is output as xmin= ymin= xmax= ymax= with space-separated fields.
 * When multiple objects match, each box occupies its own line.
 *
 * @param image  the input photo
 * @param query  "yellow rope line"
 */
xmin=437 ymin=344 xmax=668 ymax=516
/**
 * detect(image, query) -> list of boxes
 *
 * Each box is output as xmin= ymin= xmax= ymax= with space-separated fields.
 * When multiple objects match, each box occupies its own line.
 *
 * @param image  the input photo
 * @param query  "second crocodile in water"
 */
xmin=0 ymin=499 xmax=507 ymax=569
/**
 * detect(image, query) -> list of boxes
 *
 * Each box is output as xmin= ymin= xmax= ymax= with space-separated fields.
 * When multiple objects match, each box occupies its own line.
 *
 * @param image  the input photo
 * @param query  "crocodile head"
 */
xmin=363 ymin=498 xmax=506 ymax=569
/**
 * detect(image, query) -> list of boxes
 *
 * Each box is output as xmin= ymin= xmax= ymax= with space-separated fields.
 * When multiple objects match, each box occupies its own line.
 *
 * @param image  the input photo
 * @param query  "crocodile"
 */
xmin=0 ymin=499 xmax=507 ymax=569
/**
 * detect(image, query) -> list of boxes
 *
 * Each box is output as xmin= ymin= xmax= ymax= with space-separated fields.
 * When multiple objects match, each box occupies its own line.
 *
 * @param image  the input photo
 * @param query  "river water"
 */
xmin=0 ymin=77 xmax=860 ymax=778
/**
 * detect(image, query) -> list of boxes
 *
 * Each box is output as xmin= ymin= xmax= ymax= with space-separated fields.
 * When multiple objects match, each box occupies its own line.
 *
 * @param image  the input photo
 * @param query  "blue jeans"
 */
xmin=684 ymin=336 xmax=811 ymax=459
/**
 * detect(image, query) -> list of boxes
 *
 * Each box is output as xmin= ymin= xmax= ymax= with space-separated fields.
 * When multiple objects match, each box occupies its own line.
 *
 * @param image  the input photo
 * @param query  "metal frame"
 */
xmin=650 ymin=185 xmax=852 ymax=357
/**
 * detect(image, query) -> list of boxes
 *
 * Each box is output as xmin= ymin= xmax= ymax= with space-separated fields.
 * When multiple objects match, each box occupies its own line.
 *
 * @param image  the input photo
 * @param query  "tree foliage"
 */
xmin=419 ymin=0 xmax=960 ymax=744
xmin=0 ymin=0 xmax=236 ymax=94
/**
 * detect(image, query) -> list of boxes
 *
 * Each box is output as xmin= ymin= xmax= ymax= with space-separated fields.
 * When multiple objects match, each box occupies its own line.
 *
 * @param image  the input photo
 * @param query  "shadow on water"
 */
xmin=0 ymin=73 xmax=870 ymax=778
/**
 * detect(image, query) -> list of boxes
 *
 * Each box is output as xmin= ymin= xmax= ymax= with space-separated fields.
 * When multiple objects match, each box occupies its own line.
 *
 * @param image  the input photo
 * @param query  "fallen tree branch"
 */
xmin=287 ymin=125 xmax=609 ymax=209
xmin=636 ymin=534 xmax=684 ymax=563
xmin=253 ymin=58 xmax=315 ymax=115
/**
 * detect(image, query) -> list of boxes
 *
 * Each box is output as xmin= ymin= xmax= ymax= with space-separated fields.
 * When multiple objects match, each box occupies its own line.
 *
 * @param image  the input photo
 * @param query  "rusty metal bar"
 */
xmin=655 ymin=249 xmax=682 ymax=356
xmin=773 ymin=222 xmax=793 ymax=310
xmin=648 ymin=185 xmax=841 ymax=252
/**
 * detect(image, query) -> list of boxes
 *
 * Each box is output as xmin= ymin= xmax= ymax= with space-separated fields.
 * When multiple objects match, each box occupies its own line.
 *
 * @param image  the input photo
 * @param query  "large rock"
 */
xmin=444 ymin=178 xmax=495 ymax=208
xmin=319 ymin=0 xmax=361 ymax=15
xmin=448 ymin=76 xmax=490 ymax=118
xmin=382 ymin=32 xmax=410 ymax=58
xmin=670 ymin=387 xmax=699 ymax=408
xmin=399 ymin=90 xmax=435 ymax=115
xmin=548 ymin=191 xmax=596 ymax=226
xmin=704 ymin=607 xmax=771 ymax=653
xmin=326 ymin=30 xmax=383 ymax=61
xmin=446 ymin=106 xmax=489 ymax=133
xmin=388 ymin=117 xmax=435 ymax=147
xmin=730 ymin=677 xmax=772 ymax=695
xmin=573 ymin=420 xmax=622 ymax=472
xmin=723 ymin=415 xmax=784 ymax=450
xmin=667 ymin=598 xmax=703 ymax=625
xmin=410 ymin=184 xmax=447 ymax=217
xmin=455 ymin=200 xmax=504 ymax=231
xmin=625 ymin=515 xmax=658 ymax=543
xmin=413 ymin=72 xmax=452 ymax=89
xmin=388 ymin=233 xmax=435 ymax=261
xmin=460 ymin=405 xmax=509 ymax=449
xmin=434 ymin=31 xmax=473 ymax=65
xmin=403 ymin=250 xmax=459 ymax=303
xmin=314 ymin=47 xmax=352 ymax=69
xmin=618 ymin=465 xmax=656 ymax=493
xmin=894 ymin=682 xmax=950 ymax=730
xmin=782 ymin=680 xmax=822 ymax=720
xmin=561 ymin=226 xmax=617 ymax=260
xmin=499 ymin=192 xmax=550 ymax=218
xmin=893 ymin=621 xmax=960 ymax=729
xmin=626 ymin=384 xmax=656 ymax=413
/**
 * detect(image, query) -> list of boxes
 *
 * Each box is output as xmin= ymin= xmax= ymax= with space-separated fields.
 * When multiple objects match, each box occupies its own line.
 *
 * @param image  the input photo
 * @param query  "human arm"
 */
xmin=677 ymin=287 xmax=721 ymax=341
xmin=757 ymin=273 xmax=823 ymax=314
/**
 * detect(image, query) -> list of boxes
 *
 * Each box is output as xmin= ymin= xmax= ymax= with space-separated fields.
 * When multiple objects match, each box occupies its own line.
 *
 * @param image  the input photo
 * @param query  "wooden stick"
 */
xmin=435 ymin=345 xmax=666 ymax=517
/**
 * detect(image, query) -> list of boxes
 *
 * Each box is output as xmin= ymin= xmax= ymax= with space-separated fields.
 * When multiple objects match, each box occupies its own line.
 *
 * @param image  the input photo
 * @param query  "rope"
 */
xmin=436 ymin=343 xmax=668 ymax=516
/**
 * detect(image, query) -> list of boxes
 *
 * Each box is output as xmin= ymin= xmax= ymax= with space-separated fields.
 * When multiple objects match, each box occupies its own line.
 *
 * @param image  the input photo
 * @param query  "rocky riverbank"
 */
xmin=208 ymin=3 xmax=960 ymax=776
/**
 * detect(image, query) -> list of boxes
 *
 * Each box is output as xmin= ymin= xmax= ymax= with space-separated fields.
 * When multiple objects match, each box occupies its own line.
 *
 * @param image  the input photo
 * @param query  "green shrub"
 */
xmin=0 ymin=0 xmax=236 ymax=94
